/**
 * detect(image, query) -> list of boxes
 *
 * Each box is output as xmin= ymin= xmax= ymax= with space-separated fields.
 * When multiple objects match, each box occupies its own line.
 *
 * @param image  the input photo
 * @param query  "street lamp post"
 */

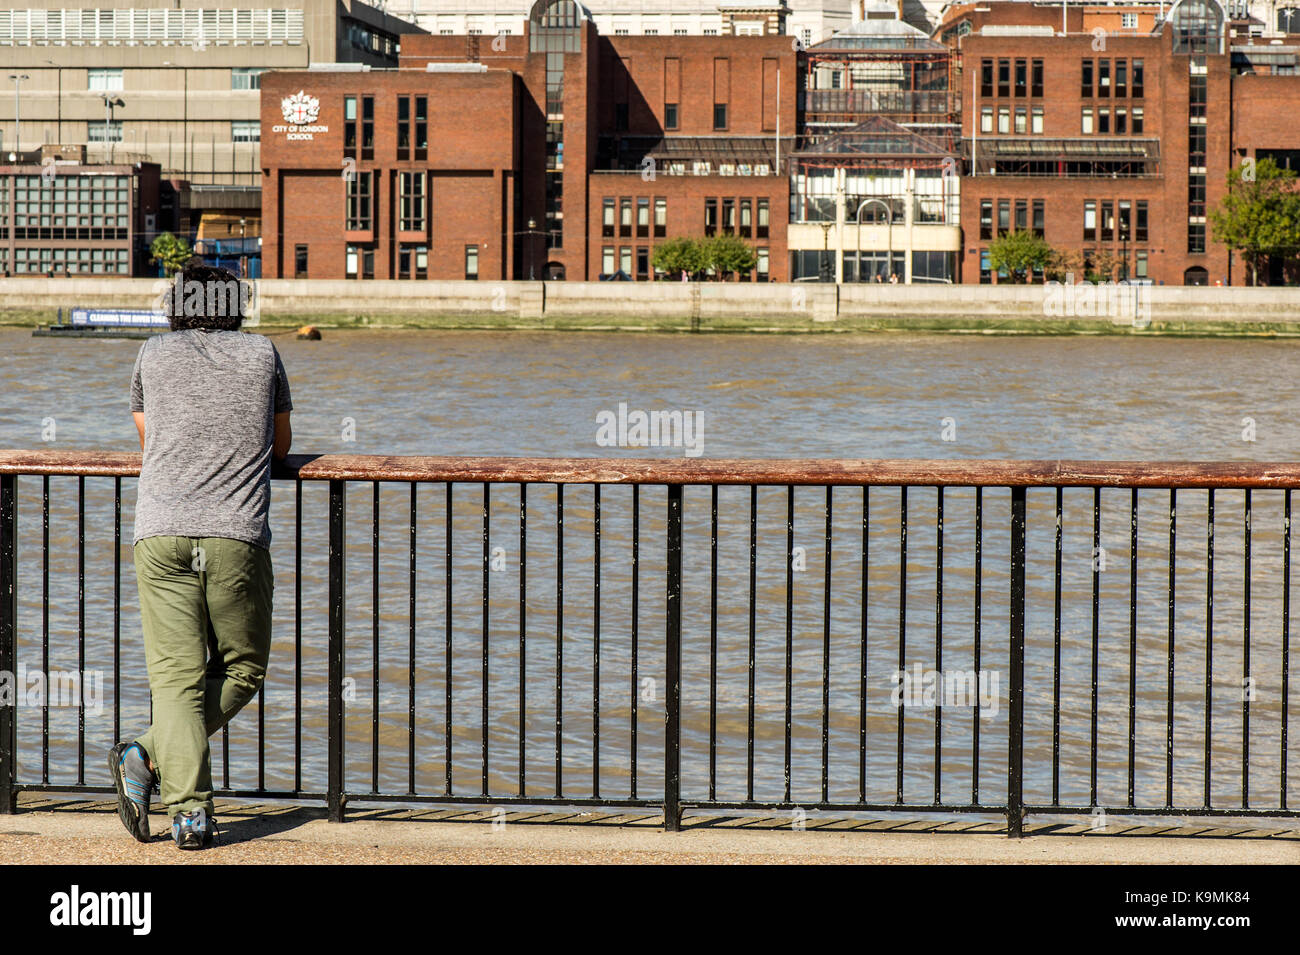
xmin=1120 ymin=222 xmax=1130 ymax=282
xmin=8 ymin=74 xmax=30 ymax=159
xmin=818 ymin=221 xmax=832 ymax=281
xmin=239 ymin=216 xmax=247 ymax=276
xmin=100 ymin=95 xmax=124 ymax=163
xmin=855 ymin=197 xmax=893 ymax=283
xmin=514 ymin=217 xmax=544 ymax=280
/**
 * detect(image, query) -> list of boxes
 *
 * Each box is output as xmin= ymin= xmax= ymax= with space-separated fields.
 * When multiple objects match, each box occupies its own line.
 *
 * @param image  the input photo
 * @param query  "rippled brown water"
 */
xmin=2 ymin=328 xmax=1297 ymax=815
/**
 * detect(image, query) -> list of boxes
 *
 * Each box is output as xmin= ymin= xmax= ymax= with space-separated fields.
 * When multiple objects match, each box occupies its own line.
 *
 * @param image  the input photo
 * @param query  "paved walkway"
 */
xmin=2 ymin=796 xmax=1297 ymax=864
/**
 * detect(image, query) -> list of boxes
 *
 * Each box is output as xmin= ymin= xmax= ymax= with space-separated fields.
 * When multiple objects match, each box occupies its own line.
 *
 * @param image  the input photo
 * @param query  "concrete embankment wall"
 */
xmin=4 ymin=277 xmax=1300 ymax=335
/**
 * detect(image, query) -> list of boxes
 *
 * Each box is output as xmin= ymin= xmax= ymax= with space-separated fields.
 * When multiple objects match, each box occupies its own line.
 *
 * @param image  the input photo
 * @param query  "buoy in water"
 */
xmin=297 ymin=325 xmax=322 ymax=340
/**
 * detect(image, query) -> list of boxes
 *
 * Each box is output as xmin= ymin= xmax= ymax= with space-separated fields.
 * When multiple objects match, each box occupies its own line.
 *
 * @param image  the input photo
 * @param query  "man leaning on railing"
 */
xmin=108 ymin=263 xmax=293 ymax=851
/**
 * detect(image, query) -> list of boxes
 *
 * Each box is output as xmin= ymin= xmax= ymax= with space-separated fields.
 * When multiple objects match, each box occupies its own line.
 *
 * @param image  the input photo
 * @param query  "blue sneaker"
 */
xmin=108 ymin=742 xmax=155 ymax=843
xmin=171 ymin=808 xmax=217 ymax=850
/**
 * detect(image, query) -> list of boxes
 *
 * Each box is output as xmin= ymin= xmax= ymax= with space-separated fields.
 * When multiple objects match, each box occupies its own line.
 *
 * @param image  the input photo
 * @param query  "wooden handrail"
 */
xmin=3 ymin=449 xmax=1300 ymax=488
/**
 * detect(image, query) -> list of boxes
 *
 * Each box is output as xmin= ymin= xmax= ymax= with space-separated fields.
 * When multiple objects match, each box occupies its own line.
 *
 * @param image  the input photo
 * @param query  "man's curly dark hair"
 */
xmin=165 ymin=262 xmax=248 ymax=332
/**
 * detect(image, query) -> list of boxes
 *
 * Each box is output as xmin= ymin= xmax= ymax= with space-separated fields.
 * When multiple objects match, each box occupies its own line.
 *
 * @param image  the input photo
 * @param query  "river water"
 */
xmin=1 ymin=327 xmax=1297 ymax=817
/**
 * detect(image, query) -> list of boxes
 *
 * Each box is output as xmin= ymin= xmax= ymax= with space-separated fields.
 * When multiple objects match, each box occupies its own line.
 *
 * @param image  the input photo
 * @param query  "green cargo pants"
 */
xmin=133 ymin=535 xmax=273 ymax=819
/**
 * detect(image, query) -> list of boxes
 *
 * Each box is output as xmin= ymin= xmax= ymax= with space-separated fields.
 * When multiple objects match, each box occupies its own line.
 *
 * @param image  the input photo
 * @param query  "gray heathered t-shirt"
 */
xmin=129 ymin=328 xmax=292 ymax=550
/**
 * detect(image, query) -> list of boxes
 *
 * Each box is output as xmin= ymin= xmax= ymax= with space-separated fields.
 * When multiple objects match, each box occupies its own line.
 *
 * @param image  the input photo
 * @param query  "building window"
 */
xmin=1115 ymin=60 xmax=1128 ymax=97
xmin=1014 ymin=59 xmax=1027 ymax=96
xmin=602 ymin=198 xmax=615 ymax=238
xmin=979 ymin=249 xmax=992 ymax=284
xmin=1116 ymin=108 xmax=1127 ymax=135
xmin=88 ymin=121 xmax=123 ymax=143
xmin=602 ymin=246 xmax=615 ymax=275
xmin=398 ymin=245 xmax=428 ymax=279
xmin=722 ymin=198 xmax=735 ymax=234
xmin=397 ymin=97 xmax=411 ymax=160
xmin=664 ymin=103 xmax=679 ymax=130
xmin=346 ymin=245 xmax=375 ymax=280
xmin=1032 ymin=199 xmax=1045 ymax=237
xmin=1135 ymin=249 xmax=1148 ymax=277
xmin=636 ymin=197 xmax=650 ymax=237
xmin=757 ymin=248 xmax=769 ymax=280
xmin=1136 ymin=201 xmax=1149 ymax=242
xmin=705 ymin=198 xmax=718 ymax=236
xmin=1031 ymin=106 xmax=1044 ymax=134
xmin=1132 ymin=107 xmax=1144 ymax=134
xmin=1082 ymin=109 xmax=1094 ymax=135
xmin=1188 ymin=223 xmax=1205 ymax=254
xmin=399 ymin=172 xmax=426 ymax=232
xmin=620 ymin=198 xmax=633 ymax=237
xmin=979 ymin=199 xmax=993 ymax=240
xmin=1098 ymin=59 xmax=1110 ymax=96
xmin=1122 ymin=12 xmax=1138 ymax=29
xmin=465 ymin=245 xmax=479 ymax=280
xmin=654 ymin=197 xmax=667 ymax=237
xmin=344 ymin=96 xmax=357 ymax=157
xmin=1015 ymin=199 xmax=1028 ymax=232
xmin=997 ymin=58 xmax=1010 ymax=97
xmin=998 ymin=107 xmax=1010 ymax=134
xmin=620 ymin=246 xmax=632 ymax=275
xmin=88 ymin=68 xmax=123 ymax=91
xmin=1014 ymin=106 xmax=1027 ymax=134
xmin=713 ymin=103 xmax=727 ymax=130
xmin=1084 ymin=200 xmax=1096 ymax=241
xmin=980 ymin=106 xmax=993 ymax=133
xmin=757 ymin=199 xmax=769 ymax=238
xmin=294 ymin=244 xmax=308 ymax=279
xmin=1101 ymin=201 xmax=1114 ymax=241
xmin=231 ymin=120 xmax=260 ymax=143
xmin=980 ymin=59 xmax=994 ymax=98
xmin=1031 ymin=59 xmax=1043 ymax=97
xmin=997 ymin=199 xmax=1010 ymax=236
xmin=361 ymin=95 xmax=375 ymax=160
xmin=740 ymin=199 xmax=752 ymax=237
xmin=231 ymin=68 xmax=265 ymax=91
xmin=1098 ymin=108 xmax=1110 ymax=134
xmin=1132 ymin=59 xmax=1144 ymax=97
xmin=636 ymin=246 xmax=649 ymax=280
xmin=345 ymin=172 xmax=373 ymax=231
xmin=1081 ymin=59 xmax=1093 ymax=98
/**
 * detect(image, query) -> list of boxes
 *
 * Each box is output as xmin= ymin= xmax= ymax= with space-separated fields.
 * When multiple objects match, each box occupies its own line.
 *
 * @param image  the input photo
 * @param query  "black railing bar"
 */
xmin=77 ymin=475 xmax=85 ymax=786
xmin=1128 ymin=487 xmax=1138 ymax=808
xmin=372 ymin=480 xmax=380 ymax=795
xmin=593 ymin=483 xmax=601 ymax=800
xmin=408 ymin=483 xmax=417 ymax=797
xmin=482 ymin=482 xmax=490 ymax=798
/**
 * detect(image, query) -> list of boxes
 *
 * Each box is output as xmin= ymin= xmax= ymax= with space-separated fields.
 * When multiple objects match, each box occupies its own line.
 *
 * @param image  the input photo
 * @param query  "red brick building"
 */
xmin=261 ymin=0 xmax=795 ymax=281
xmin=943 ymin=0 xmax=1300 ymax=286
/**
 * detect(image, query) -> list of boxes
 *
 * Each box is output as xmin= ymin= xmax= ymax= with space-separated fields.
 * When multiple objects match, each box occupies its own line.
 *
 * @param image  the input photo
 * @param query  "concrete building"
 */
xmin=0 ymin=145 xmax=161 ymax=276
xmin=260 ymin=0 xmax=795 ymax=281
xmin=0 ymin=0 xmax=416 ymax=190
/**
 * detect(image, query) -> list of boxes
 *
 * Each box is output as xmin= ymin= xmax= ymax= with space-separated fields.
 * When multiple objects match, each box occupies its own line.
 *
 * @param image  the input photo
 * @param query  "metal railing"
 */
xmin=0 ymin=451 xmax=1296 ymax=836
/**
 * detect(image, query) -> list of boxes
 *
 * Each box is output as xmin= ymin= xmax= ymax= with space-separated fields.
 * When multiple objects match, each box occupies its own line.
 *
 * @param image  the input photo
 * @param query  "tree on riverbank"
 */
xmin=1210 ymin=157 xmax=1300 ymax=286
xmin=987 ymin=230 xmax=1053 ymax=283
xmin=650 ymin=235 xmax=758 ymax=280
xmin=149 ymin=233 xmax=194 ymax=276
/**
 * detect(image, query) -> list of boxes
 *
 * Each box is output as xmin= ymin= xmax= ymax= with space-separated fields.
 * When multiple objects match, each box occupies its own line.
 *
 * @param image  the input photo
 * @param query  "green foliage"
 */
xmin=987 ymin=230 xmax=1054 ymax=283
xmin=702 ymin=234 xmax=758 ymax=279
xmin=149 ymin=233 xmax=194 ymax=276
xmin=650 ymin=236 xmax=705 ymax=278
xmin=1209 ymin=157 xmax=1300 ymax=285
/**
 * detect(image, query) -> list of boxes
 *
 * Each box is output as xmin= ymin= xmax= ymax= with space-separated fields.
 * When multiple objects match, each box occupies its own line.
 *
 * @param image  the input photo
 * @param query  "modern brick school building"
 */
xmin=259 ymin=0 xmax=1300 ymax=286
xmin=260 ymin=0 xmax=794 ymax=282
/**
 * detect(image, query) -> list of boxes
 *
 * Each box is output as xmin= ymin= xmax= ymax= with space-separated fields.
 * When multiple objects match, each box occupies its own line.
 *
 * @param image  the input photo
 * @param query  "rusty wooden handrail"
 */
xmin=2 ymin=450 xmax=1300 ymax=488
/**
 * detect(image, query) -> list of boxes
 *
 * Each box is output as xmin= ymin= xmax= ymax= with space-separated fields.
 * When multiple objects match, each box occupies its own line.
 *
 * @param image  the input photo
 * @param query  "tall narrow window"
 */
xmin=998 ymin=199 xmax=1010 ymax=236
xmin=705 ymin=198 xmax=718 ymax=236
xmin=1119 ymin=200 xmax=1132 ymax=239
xmin=722 ymin=199 xmax=735 ymax=234
xmin=294 ymin=244 xmax=308 ymax=278
xmin=664 ymin=103 xmax=678 ymax=130
xmin=1082 ymin=108 xmax=1094 ymax=134
xmin=636 ymin=197 xmax=649 ymax=237
xmin=344 ymin=96 xmax=357 ymax=157
xmin=1031 ymin=106 xmax=1043 ymax=134
xmin=620 ymin=198 xmax=632 ymax=237
xmin=1081 ymin=59 xmax=1093 ymax=98
xmin=1101 ymin=201 xmax=1114 ymax=241
xmin=740 ymin=199 xmax=752 ymax=237
xmin=1136 ymin=201 xmax=1149 ymax=241
xmin=1132 ymin=59 xmax=1144 ymax=97
xmin=361 ymin=95 xmax=374 ymax=160
xmin=998 ymin=107 xmax=1010 ymax=134
xmin=979 ymin=199 xmax=993 ymax=240
xmin=1084 ymin=200 xmax=1097 ymax=241
xmin=1014 ymin=106 xmax=1027 ymax=134
xmin=345 ymin=172 xmax=372 ymax=231
xmin=397 ymin=96 xmax=410 ymax=160
xmin=1032 ymin=199 xmax=1045 ymax=237
xmin=1031 ymin=59 xmax=1044 ymax=97
xmin=1014 ymin=199 xmax=1028 ymax=232
xmin=465 ymin=245 xmax=479 ymax=280
xmin=602 ymin=198 xmax=615 ymax=237
xmin=713 ymin=103 xmax=727 ymax=130
xmin=602 ymin=246 xmax=615 ymax=275
xmin=399 ymin=172 xmax=426 ymax=232
xmin=980 ymin=59 xmax=994 ymax=97
xmin=654 ymin=197 xmax=667 ymax=237
xmin=1115 ymin=60 xmax=1128 ymax=97
xmin=980 ymin=106 xmax=993 ymax=133
xmin=414 ymin=96 xmax=428 ymax=160
xmin=1132 ymin=107 xmax=1144 ymax=134
xmin=997 ymin=59 xmax=1010 ymax=97
xmin=1015 ymin=59 xmax=1027 ymax=96
xmin=1098 ymin=59 xmax=1110 ymax=97
xmin=756 ymin=199 xmax=769 ymax=239
xmin=757 ymin=248 xmax=769 ymax=281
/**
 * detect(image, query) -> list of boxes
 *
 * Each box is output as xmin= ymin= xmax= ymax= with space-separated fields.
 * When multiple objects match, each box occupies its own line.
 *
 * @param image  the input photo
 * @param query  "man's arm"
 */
xmin=272 ymin=411 xmax=292 ymax=461
xmin=133 ymin=412 xmax=145 ymax=450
